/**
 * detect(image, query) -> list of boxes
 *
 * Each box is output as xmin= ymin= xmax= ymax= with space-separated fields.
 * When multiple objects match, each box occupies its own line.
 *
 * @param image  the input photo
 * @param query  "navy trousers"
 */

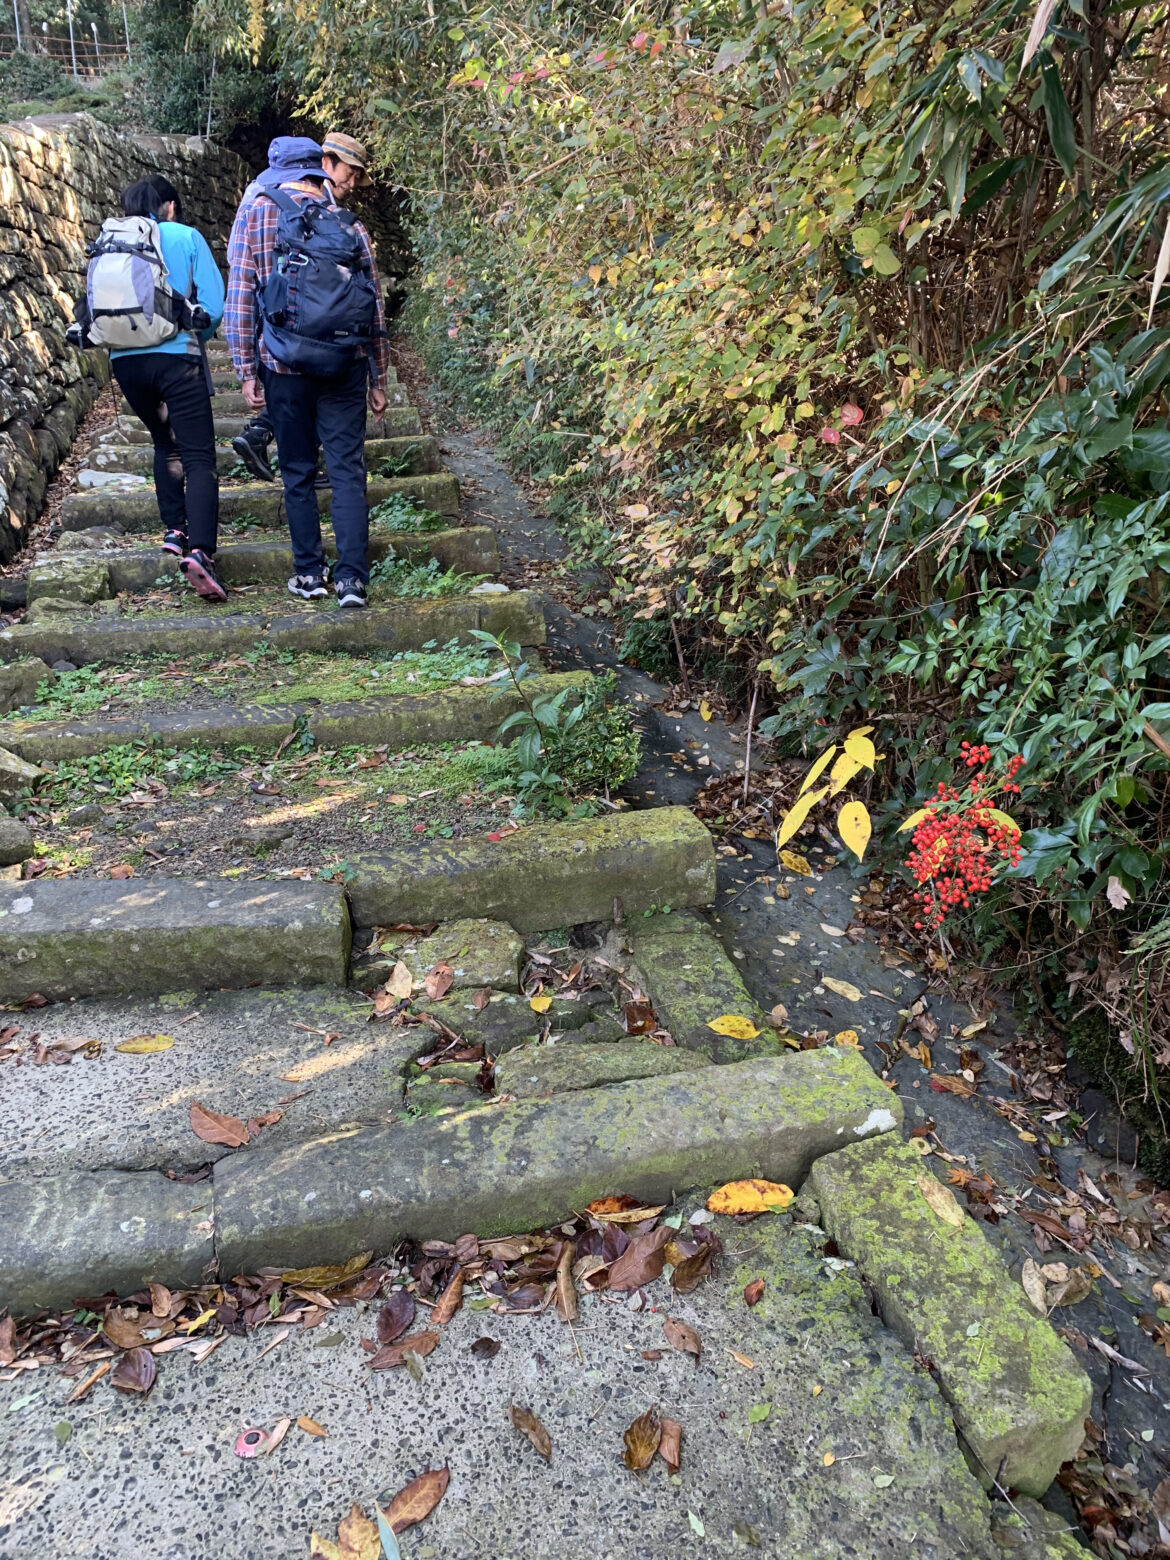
xmin=262 ymin=359 xmax=369 ymax=583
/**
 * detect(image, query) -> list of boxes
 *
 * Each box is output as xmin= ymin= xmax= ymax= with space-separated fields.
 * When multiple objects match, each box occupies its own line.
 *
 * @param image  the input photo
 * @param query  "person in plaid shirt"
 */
xmin=225 ymin=139 xmax=389 ymax=608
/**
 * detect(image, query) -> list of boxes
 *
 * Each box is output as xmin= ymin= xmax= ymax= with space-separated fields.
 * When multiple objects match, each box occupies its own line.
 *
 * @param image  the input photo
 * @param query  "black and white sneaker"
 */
xmin=231 ymin=429 xmax=275 ymax=483
xmin=288 ymin=572 xmax=329 ymax=600
xmin=335 ymin=577 xmax=368 ymax=610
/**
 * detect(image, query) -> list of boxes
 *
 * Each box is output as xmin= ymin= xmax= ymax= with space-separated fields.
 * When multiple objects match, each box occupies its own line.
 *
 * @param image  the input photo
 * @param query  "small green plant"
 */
xmin=470 ymin=632 xmax=641 ymax=816
xmin=369 ymin=492 xmax=448 ymax=533
xmin=373 ymin=445 xmax=419 ymax=478
xmin=368 ymin=556 xmax=484 ymax=599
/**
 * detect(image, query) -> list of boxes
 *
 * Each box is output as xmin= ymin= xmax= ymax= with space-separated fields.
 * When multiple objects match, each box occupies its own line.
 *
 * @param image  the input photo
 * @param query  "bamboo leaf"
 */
xmin=1021 ymin=0 xmax=1058 ymax=68
xmin=1148 ymin=219 xmax=1170 ymax=329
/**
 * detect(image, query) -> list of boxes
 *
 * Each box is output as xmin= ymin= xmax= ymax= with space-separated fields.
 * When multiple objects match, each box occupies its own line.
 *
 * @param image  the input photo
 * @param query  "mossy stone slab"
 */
xmin=628 ymin=910 xmax=775 ymax=1062
xmin=0 ymin=703 xmax=299 ymax=763
xmin=97 ymin=525 xmax=499 ymax=594
xmin=122 ymin=384 xmax=411 ymax=417
xmin=0 ymin=816 xmax=33 ymax=865
xmin=494 ymin=1039 xmax=711 ymax=1099
xmin=0 ymin=877 xmax=351 ymax=1001
xmin=410 ymin=988 xmax=612 ymax=1058
xmin=0 ymin=743 xmax=45 ymax=802
xmin=26 ymin=556 xmax=112 ymax=606
xmin=346 ymin=806 xmax=716 ymax=933
xmin=809 ymin=1136 xmax=1093 ymax=1497
xmin=215 ymin=1045 xmax=901 ymax=1275
xmin=405 ymin=917 xmax=525 ymax=992
xmin=0 ymin=1169 xmax=215 ymax=1316
xmin=103 ymin=407 xmax=426 ymax=443
xmin=87 ymin=434 xmax=440 ymax=480
xmin=61 ymin=472 xmax=459 ymax=532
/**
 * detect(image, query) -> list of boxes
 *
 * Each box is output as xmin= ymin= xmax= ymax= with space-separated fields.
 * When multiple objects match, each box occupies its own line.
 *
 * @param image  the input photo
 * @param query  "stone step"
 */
xmin=0 ymin=876 xmax=351 ymax=1005
xmin=100 ymin=407 xmax=425 ymax=443
xmin=0 ymin=670 xmax=592 ymax=763
xmin=45 ymin=524 xmax=499 ymax=594
xmin=809 ymin=1137 xmax=1093 ymax=1498
xmin=202 ymin=364 xmax=398 ymax=388
xmin=629 ymin=910 xmax=772 ymax=1063
xmin=0 ymin=1046 xmax=900 ymax=1313
xmin=122 ymin=386 xmax=411 ymax=416
xmin=345 ymin=805 xmax=716 ymax=932
xmin=84 ymin=433 xmax=442 ymax=479
xmin=0 ymin=589 xmax=546 ymax=667
xmin=60 ymin=471 xmax=461 ymax=531
xmin=492 ymin=1038 xmax=711 ymax=1100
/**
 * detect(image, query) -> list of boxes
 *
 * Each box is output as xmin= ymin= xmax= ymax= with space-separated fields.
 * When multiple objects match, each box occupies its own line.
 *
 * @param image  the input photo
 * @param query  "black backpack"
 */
xmin=257 ymin=189 xmax=379 ymax=377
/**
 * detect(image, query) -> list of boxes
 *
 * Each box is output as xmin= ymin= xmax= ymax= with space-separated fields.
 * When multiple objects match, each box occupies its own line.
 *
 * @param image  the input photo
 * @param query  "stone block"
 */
xmin=215 ymin=1046 xmax=902 ymax=1276
xmin=0 ymin=743 xmax=45 ymax=802
xmin=346 ymin=806 xmax=718 ymax=932
xmin=29 ymin=556 xmax=115 ymax=604
xmin=0 ymin=816 xmax=33 ymax=865
xmin=0 ymin=877 xmax=352 ymax=1002
xmin=809 ymin=1136 xmax=1093 ymax=1497
xmin=0 ymin=657 xmax=51 ymax=714
xmin=494 ymin=1039 xmax=711 ymax=1099
xmin=405 ymin=917 xmax=526 ymax=992
xmin=629 ymin=911 xmax=775 ymax=1062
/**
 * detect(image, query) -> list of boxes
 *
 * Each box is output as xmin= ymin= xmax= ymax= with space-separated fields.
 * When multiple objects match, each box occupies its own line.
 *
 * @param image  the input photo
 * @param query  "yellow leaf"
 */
xmin=823 ymin=1452 xmax=836 ymax=1467
xmin=833 ymin=1029 xmax=860 ymax=1048
xmin=310 ymin=1503 xmax=381 ymax=1560
xmin=885 ymin=478 xmax=900 ymax=494
xmin=915 ymin=1170 xmax=965 ymax=1229
xmin=707 ymin=1179 xmax=794 ymax=1215
xmin=827 ymin=752 xmax=862 ymax=796
xmin=842 ymin=733 xmax=876 ymax=770
xmin=606 ymin=265 xmax=620 ymax=285
xmin=822 ymin=977 xmax=863 ymax=1003
xmin=625 ymin=503 xmax=650 ymax=520
xmin=798 ymin=745 xmax=837 ymax=796
xmin=282 ymin=1252 xmax=373 ymax=1290
xmin=700 ymin=700 xmax=713 ymax=721
xmin=115 ymin=1033 xmax=175 ymax=1055
xmin=1017 ymin=1130 xmax=1038 ymax=1143
xmin=898 ymin=807 xmax=931 ymax=834
xmin=386 ymin=961 xmax=413 ymax=1000
xmin=836 ymin=800 xmax=871 ymax=860
xmin=986 ymin=808 xmax=1020 ymax=837
xmin=777 ymin=784 xmax=829 ymax=848
xmin=588 ymin=264 xmax=602 ymax=284
xmin=182 ymin=1307 xmax=216 ymax=1334
xmin=779 ymin=849 xmax=813 ymax=877
xmin=707 ymin=1014 xmax=761 ymax=1040
xmin=530 ymin=994 xmax=552 ymax=1013
xmin=386 ymin=793 xmax=410 ymax=805
xmin=847 ymin=725 xmax=874 ymax=738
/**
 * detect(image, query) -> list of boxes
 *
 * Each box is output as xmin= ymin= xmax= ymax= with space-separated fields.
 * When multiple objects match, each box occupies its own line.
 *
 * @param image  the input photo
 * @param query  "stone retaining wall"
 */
xmin=0 ymin=113 xmax=250 ymax=563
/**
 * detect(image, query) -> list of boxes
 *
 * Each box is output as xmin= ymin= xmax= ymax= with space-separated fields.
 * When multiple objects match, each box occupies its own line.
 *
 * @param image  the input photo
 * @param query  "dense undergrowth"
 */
xmin=162 ymin=0 xmax=1170 ymax=1117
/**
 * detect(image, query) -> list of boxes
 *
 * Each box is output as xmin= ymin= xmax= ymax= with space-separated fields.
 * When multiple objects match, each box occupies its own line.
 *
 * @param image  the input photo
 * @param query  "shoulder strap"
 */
xmin=260 ymin=187 xmax=303 ymax=215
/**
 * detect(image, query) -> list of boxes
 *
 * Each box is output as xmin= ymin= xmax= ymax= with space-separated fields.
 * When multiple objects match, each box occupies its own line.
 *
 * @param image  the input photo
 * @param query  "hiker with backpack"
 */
xmin=227 ymin=133 xmax=373 ymax=484
xmin=225 ymin=139 xmax=389 ymax=609
xmin=71 ymin=176 xmax=227 ymax=602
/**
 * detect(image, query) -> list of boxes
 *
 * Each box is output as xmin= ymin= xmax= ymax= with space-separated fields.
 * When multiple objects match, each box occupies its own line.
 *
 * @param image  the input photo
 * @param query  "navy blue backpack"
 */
xmin=258 ymin=188 xmax=379 ymax=377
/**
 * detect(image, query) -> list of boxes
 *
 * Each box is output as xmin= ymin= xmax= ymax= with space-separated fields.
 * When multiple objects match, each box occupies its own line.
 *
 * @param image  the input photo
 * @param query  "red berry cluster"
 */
xmin=906 ymin=745 xmax=1025 ymax=932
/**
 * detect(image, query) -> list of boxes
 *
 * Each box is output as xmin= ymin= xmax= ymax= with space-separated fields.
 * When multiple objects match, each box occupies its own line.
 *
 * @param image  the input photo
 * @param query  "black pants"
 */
xmin=112 ymin=352 xmax=219 ymax=552
xmin=263 ymin=361 xmax=369 ymax=583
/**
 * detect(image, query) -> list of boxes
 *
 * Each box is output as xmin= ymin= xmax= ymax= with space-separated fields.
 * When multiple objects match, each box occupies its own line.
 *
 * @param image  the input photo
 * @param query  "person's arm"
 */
xmin=224 ymin=203 xmax=260 ymax=392
xmin=188 ymin=229 xmax=225 ymax=338
xmin=356 ymin=219 xmax=390 ymax=398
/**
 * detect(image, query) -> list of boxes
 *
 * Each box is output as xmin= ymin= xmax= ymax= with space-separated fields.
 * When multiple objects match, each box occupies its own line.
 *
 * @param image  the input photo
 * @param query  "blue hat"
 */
xmin=255 ymin=135 xmax=324 ymax=188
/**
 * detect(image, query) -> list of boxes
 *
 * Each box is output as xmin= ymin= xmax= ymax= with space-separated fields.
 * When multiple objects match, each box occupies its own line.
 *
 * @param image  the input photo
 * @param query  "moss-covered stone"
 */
xmin=809 ymin=1136 xmax=1092 ymax=1497
xmin=0 ymin=816 xmax=33 ymax=865
xmin=628 ymin=909 xmax=776 ymax=1061
xmin=346 ymin=806 xmax=717 ymax=932
xmin=26 ymin=556 xmax=111 ymax=606
xmin=0 ymin=658 xmax=52 ymax=715
xmin=104 ymin=407 xmax=426 ymax=443
xmin=403 ymin=917 xmax=525 ymax=992
xmin=0 ymin=1168 xmax=216 ymax=1317
xmin=88 ymin=433 xmax=440 ymax=479
xmin=214 ymin=1045 xmax=902 ymax=1276
xmin=1068 ymin=1007 xmax=1170 ymax=1184
xmin=0 ymin=743 xmax=45 ymax=802
xmin=0 ymin=877 xmax=351 ymax=1001
xmin=495 ymin=1038 xmax=711 ymax=1098
xmin=60 ymin=471 xmax=460 ymax=533
xmin=0 ymin=703 xmax=297 ymax=762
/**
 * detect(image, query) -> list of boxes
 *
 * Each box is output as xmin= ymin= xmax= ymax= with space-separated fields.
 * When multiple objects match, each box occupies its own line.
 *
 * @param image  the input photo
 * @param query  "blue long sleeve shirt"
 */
xmin=109 ymin=221 xmax=225 ymax=362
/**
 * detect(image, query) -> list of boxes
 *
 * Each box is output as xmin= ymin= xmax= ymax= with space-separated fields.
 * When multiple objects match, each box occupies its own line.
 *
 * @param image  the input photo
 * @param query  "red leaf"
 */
xmin=820 ymin=426 xmax=841 ymax=445
xmin=840 ymin=403 xmax=864 ymax=426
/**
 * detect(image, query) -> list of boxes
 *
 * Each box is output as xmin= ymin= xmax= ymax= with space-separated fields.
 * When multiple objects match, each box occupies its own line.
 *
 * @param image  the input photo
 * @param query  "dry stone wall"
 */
xmin=0 ymin=113 xmax=250 ymax=563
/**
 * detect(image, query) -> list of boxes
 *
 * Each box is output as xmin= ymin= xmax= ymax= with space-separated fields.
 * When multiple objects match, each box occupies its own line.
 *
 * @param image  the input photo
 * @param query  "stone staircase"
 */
xmin=0 ymin=342 xmax=1092 ymax=1502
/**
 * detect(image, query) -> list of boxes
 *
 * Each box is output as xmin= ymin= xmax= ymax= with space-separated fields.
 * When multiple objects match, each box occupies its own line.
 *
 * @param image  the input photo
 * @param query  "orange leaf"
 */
xmin=189 ymin=1101 xmax=249 ymax=1148
xmin=297 ymin=1415 xmax=328 ymax=1437
xmin=108 ymin=864 xmax=134 ymax=880
xmin=383 ymin=1466 xmax=450 ymax=1535
xmin=706 ymin=1179 xmax=794 ymax=1215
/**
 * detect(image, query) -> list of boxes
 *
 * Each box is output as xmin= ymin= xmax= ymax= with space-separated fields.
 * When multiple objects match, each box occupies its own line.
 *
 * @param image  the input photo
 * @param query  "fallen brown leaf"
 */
xmin=385 ymin=962 xmax=413 ymax=1001
xmin=297 ymin=1415 xmax=328 ymax=1437
xmin=382 ymin=1467 xmax=450 ymax=1535
xmin=663 ymin=1316 xmax=701 ymax=1361
xmin=282 ymin=1253 xmax=373 ymax=1291
xmin=470 ymin=1337 xmax=501 ymax=1359
xmin=189 ymin=1101 xmax=250 ymax=1148
xmin=744 ymin=1278 xmax=766 ymax=1307
xmin=424 ymin=961 xmax=454 ymax=1000
xmin=376 ymin=1291 xmax=416 ymax=1346
xmin=102 ymin=1307 xmax=175 ymax=1350
xmin=110 ymin=1347 xmax=156 ymax=1395
xmin=309 ymin=1503 xmax=380 ymax=1560
xmin=658 ymin=1417 xmax=682 ymax=1474
xmin=368 ymin=1330 xmax=440 ymax=1371
xmin=471 ymin=987 xmax=492 ymax=1011
xmin=108 ymin=863 xmax=134 ymax=880
xmin=607 ymin=1225 xmax=672 ymax=1292
xmin=432 ymin=1271 xmax=464 ymax=1326
xmin=670 ymin=1245 xmax=714 ymax=1293
xmin=622 ymin=1407 xmax=662 ymax=1470
xmin=554 ymin=1241 xmax=578 ymax=1323
xmin=510 ymin=1403 xmax=552 ymax=1462
xmin=65 ymin=1360 xmax=110 ymax=1402
xmin=245 ymin=1110 xmax=283 ymax=1136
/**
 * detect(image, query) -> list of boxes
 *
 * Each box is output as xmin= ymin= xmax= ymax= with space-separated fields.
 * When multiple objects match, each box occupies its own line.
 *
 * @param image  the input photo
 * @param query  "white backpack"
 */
xmin=81 ymin=216 xmax=186 ymax=350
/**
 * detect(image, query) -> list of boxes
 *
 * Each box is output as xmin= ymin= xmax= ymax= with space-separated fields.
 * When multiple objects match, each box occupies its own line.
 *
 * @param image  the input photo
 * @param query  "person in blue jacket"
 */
xmin=109 ymin=176 xmax=227 ymax=602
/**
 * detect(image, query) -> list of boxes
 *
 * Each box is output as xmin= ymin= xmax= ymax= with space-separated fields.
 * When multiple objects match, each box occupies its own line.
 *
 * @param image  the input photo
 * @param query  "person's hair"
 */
xmin=120 ymin=175 xmax=183 ymax=221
